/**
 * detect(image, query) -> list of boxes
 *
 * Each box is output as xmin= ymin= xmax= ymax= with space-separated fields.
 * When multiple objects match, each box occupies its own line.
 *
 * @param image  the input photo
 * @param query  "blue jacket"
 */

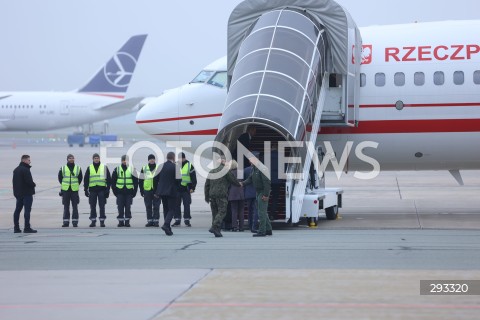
xmin=243 ymin=166 xmax=256 ymax=199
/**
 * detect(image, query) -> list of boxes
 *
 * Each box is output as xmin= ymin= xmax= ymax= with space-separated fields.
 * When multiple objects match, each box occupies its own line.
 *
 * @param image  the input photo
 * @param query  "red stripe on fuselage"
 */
xmin=315 ymin=119 xmax=480 ymax=134
xmin=136 ymin=113 xmax=223 ymax=124
xmin=155 ymin=129 xmax=218 ymax=136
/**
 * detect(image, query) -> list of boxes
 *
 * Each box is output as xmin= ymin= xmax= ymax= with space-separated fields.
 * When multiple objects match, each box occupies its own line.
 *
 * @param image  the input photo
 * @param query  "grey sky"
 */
xmin=0 ymin=0 xmax=478 ymax=97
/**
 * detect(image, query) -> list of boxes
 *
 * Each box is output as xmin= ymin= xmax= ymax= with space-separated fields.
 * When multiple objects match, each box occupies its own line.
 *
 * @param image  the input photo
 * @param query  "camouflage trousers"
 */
xmin=210 ymin=197 xmax=228 ymax=230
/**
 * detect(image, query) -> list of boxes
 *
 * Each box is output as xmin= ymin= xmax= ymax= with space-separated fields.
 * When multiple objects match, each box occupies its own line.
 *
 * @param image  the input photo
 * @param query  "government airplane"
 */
xmin=136 ymin=20 xmax=480 ymax=178
xmin=0 ymin=34 xmax=147 ymax=131
xmin=136 ymin=0 xmax=480 ymax=223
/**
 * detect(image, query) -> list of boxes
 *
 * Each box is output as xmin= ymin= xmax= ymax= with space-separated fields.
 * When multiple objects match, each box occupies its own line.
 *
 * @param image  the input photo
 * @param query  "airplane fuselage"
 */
xmin=0 ymin=92 xmax=129 ymax=131
xmin=136 ymin=20 xmax=480 ymax=172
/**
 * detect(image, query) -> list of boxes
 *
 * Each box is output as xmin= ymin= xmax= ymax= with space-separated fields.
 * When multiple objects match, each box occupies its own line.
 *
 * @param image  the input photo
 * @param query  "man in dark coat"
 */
xmin=12 ymin=155 xmax=37 ymax=233
xmin=155 ymin=152 xmax=181 ymax=236
xmin=234 ymin=125 xmax=256 ymax=166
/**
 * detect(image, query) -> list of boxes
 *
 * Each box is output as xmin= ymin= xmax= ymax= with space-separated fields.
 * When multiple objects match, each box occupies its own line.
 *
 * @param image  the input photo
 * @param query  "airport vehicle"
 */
xmin=136 ymin=0 xmax=480 ymax=224
xmin=0 ymin=34 xmax=147 ymax=131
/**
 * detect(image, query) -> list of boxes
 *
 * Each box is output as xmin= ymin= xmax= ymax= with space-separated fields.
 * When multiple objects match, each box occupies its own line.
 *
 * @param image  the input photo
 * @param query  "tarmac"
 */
xmin=1 ymin=143 xmax=480 ymax=320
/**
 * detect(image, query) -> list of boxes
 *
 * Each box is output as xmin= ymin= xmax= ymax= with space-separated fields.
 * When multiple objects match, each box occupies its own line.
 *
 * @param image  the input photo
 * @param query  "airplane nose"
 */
xmin=135 ymin=89 xmax=180 ymax=136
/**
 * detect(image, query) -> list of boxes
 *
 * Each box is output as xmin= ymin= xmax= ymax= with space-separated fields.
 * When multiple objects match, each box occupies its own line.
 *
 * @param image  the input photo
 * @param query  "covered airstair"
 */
xmin=215 ymin=0 xmax=362 ymax=224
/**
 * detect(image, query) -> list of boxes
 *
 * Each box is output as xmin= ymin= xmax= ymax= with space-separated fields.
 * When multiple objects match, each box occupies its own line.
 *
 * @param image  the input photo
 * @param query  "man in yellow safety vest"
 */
xmin=139 ymin=154 xmax=162 ymax=227
xmin=172 ymin=152 xmax=197 ymax=227
xmin=83 ymin=153 xmax=111 ymax=227
xmin=112 ymin=155 xmax=138 ymax=227
xmin=58 ymin=154 xmax=82 ymax=227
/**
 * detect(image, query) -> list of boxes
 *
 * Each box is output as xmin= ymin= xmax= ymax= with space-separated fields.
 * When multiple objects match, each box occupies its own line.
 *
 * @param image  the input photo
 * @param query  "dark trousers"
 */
xmin=230 ymin=199 xmax=245 ymax=230
xmin=257 ymin=192 xmax=272 ymax=234
xmin=144 ymin=190 xmax=160 ymax=223
xmin=174 ymin=190 xmax=191 ymax=221
xmin=62 ymin=190 xmax=79 ymax=223
xmin=161 ymin=196 xmax=176 ymax=227
xmin=269 ymin=183 xmax=281 ymax=219
xmin=116 ymin=192 xmax=133 ymax=222
xmin=89 ymin=189 xmax=106 ymax=222
xmin=13 ymin=195 xmax=33 ymax=228
xmin=245 ymin=198 xmax=258 ymax=231
xmin=210 ymin=197 xmax=228 ymax=230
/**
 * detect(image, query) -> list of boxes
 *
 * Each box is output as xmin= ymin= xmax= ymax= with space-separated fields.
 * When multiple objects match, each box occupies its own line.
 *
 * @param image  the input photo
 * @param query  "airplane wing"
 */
xmin=93 ymin=97 xmax=145 ymax=111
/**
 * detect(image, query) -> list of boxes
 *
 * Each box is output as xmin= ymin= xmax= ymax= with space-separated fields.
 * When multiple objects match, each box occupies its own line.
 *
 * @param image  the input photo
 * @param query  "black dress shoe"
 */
xmin=62 ymin=223 xmax=69 ymax=228
xmin=100 ymin=221 xmax=105 ymax=227
xmin=89 ymin=221 xmax=96 ymax=228
xmin=184 ymin=220 xmax=191 ymax=227
xmin=14 ymin=228 xmax=22 ymax=234
xmin=117 ymin=221 xmax=125 ymax=227
xmin=161 ymin=225 xmax=173 ymax=236
xmin=213 ymin=229 xmax=223 ymax=238
xmin=145 ymin=222 xmax=154 ymax=227
xmin=253 ymin=233 xmax=266 ymax=237
xmin=72 ymin=223 xmax=78 ymax=227
xmin=154 ymin=222 xmax=159 ymax=227
xmin=24 ymin=228 xmax=37 ymax=233
xmin=171 ymin=220 xmax=181 ymax=227
xmin=124 ymin=221 xmax=130 ymax=227
xmin=266 ymin=230 xmax=273 ymax=236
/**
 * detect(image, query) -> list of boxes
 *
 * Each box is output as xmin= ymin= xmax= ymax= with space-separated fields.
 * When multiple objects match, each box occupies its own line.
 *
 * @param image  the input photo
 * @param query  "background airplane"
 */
xmin=0 ymin=34 xmax=147 ymax=132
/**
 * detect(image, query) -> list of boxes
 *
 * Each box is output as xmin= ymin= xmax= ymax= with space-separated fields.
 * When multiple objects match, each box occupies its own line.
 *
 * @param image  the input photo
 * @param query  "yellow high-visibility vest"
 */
xmin=61 ymin=165 xmax=80 ymax=191
xmin=181 ymin=162 xmax=191 ymax=187
xmin=143 ymin=164 xmax=158 ymax=191
xmin=116 ymin=166 xmax=133 ymax=189
xmin=88 ymin=164 xmax=106 ymax=187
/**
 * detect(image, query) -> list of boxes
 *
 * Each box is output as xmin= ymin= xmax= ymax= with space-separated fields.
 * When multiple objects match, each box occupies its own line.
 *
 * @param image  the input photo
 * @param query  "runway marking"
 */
xmin=0 ymin=302 xmax=479 ymax=310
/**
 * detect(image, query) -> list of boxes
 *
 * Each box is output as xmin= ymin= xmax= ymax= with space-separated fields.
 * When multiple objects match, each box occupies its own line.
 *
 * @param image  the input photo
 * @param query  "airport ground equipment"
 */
xmin=215 ymin=0 xmax=361 ymax=225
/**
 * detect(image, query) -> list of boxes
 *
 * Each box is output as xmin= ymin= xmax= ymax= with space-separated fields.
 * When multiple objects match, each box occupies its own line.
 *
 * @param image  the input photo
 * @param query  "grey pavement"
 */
xmin=1 ymin=144 xmax=480 ymax=320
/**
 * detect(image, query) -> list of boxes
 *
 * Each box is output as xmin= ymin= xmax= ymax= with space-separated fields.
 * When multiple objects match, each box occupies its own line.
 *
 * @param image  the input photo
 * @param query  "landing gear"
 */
xmin=325 ymin=205 xmax=338 ymax=220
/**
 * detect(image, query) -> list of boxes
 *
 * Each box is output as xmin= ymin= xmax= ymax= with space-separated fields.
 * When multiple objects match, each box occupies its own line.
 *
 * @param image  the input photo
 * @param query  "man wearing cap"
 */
xmin=139 ymin=154 xmax=161 ymax=227
xmin=243 ymin=152 xmax=273 ymax=237
xmin=83 ymin=153 xmax=111 ymax=227
xmin=58 ymin=154 xmax=82 ymax=227
xmin=204 ymin=155 xmax=242 ymax=238
xmin=112 ymin=155 xmax=138 ymax=227
xmin=172 ymin=152 xmax=197 ymax=227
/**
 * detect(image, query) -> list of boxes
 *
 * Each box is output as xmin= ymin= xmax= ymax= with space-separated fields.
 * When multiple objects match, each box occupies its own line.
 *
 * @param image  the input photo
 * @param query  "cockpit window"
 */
xmin=191 ymin=70 xmax=214 ymax=83
xmin=207 ymin=71 xmax=227 ymax=88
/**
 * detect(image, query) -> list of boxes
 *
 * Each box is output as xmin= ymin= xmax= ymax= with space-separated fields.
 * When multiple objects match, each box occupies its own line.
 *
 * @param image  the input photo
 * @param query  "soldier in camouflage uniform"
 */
xmin=204 ymin=157 xmax=241 ymax=237
xmin=243 ymin=153 xmax=272 ymax=237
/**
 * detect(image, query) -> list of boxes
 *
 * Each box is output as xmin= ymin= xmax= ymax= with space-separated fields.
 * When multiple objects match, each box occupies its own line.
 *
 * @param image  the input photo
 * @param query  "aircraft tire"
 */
xmin=325 ymin=205 xmax=338 ymax=220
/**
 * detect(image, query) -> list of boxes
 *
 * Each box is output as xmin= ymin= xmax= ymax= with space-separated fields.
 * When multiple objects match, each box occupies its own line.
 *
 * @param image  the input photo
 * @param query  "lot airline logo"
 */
xmin=352 ymin=45 xmax=373 ymax=65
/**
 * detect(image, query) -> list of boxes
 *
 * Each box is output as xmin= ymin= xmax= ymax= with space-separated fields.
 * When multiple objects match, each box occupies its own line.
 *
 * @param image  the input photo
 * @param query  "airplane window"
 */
xmin=191 ymin=70 xmax=214 ymax=84
xmin=414 ymin=72 xmax=425 ymax=86
xmin=474 ymin=71 xmax=480 ymax=85
xmin=207 ymin=71 xmax=227 ymax=88
xmin=360 ymin=73 xmax=366 ymax=87
xmin=394 ymin=72 xmax=405 ymax=86
xmin=434 ymin=71 xmax=444 ymax=85
xmin=375 ymin=73 xmax=386 ymax=87
xmin=453 ymin=71 xmax=464 ymax=85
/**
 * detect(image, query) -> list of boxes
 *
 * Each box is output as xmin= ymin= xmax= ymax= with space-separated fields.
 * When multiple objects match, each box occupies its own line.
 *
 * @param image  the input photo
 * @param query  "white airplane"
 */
xmin=136 ymin=0 xmax=480 ymax=224
xmin=136 ymin=20 xmax=480 ymax=175
xmin=0 ymin=34 xmax=147 ymax=131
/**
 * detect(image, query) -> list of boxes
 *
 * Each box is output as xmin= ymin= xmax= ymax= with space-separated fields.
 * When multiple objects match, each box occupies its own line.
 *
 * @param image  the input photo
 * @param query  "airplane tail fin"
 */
xmin=77 ymin=34 xmax=147 ymax=98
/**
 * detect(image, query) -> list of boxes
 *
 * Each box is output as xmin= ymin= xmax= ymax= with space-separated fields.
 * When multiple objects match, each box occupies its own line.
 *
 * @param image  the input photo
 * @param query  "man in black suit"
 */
xmin=155 ymin=152 xmax=181 ymax=236
xmin=234 ymin=125 xmax=256 ymax=167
